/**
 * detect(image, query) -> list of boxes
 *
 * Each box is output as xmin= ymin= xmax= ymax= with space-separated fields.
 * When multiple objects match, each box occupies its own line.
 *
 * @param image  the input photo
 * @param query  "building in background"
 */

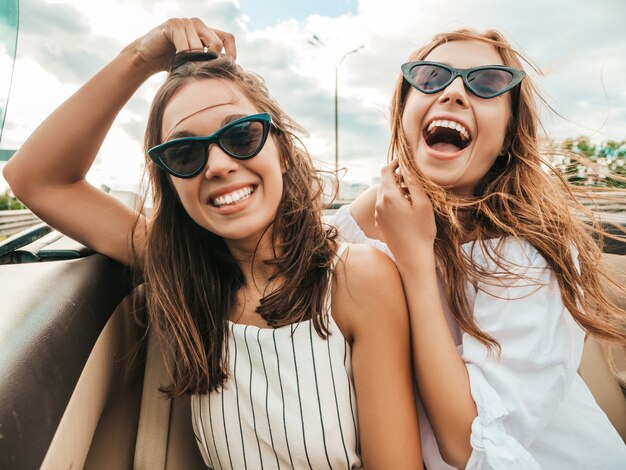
xmin=339 ymin=180 xmax=369 ymax=201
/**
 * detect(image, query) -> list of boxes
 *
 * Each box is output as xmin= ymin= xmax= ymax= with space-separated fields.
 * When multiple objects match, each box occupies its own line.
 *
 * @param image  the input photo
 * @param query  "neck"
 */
xmin=225 ymin=229 xmax=281 ymax=288
xmin=225 ymin=231 xmax=284 ymax=326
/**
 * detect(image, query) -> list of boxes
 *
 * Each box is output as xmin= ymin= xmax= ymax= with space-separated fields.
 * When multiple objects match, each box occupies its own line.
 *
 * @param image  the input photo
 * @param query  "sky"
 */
xmin=1 ymin=0 xmax=625 ymax=193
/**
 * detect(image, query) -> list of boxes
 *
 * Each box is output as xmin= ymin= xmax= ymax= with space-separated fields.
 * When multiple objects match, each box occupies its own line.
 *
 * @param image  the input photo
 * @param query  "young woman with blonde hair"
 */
xmin=335 ymin=29 xmax=626 ymax=469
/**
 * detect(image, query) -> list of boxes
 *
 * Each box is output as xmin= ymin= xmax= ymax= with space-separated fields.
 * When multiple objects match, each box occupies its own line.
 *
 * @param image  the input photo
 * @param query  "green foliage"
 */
xmin=0 ymin=189 xmax=26 ymax=210
xmin=555 ymin=138 xmax=626 ymax=189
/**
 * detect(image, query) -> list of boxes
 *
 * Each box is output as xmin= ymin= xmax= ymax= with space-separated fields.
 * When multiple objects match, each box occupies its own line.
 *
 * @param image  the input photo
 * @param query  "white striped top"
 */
xmin=191 ymin=245 xmax=362 ymax=469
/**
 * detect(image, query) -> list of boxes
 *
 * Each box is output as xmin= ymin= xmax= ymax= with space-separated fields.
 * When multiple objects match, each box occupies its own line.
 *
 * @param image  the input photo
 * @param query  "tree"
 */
xmin=558 ymin=138 xmax=626 ymax=189
xmin=0 ymin=189 xmax=26 ymax=210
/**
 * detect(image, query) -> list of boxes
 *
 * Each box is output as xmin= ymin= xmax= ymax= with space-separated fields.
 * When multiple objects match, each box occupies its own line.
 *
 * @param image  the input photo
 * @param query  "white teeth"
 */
xmin=427 ymin=119 xmax=470 ymax=141
xmin=211 ymin=186 xmax=253 ymax=208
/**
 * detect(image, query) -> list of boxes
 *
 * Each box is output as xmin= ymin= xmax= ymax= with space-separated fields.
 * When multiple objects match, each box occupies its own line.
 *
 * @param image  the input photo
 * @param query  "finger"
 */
xmin=380 ymin=158 xmax=399 ymax=178
xmin=392 ymin=159 xmax=413 ymax=204
xmin=379 ymin=172 xmax=398 ymax=200
xmin=405 ymin=180 xmax=424 ymax=203
xmin=381 ymin=159 xmax=412 ymax=203
xmin=392 ymin=161 xmax=407 ymax=189
xmin=402 ymin=170 xmax=430 ymax=207
xmin=214 ymin=29 xmax=237 ymax=59
xmin=386 ymin=160 xmax=405 ymax=191
xmin=183 ymin=18 xmax=205 ymax=51
xmin=379 ymin=160 xmax=398 ymax=190
xmin=197 ymin=31 xmax=222 ymax=55
xmin=190 ymin=19 xmax=237 ymax=58
xmin=190 ymin=18 xmax=221 ymax=55
xmin=163 ymin=19 xmax=191 ymax=52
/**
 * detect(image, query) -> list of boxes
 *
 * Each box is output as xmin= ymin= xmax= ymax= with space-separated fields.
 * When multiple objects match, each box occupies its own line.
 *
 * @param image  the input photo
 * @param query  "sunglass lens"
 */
xmin=467 ymin=69 xmax=514 ymax=97
xmin=160 ymin=142 xmax=205 ymax=176
xmin=409 ymin=64 xmax=452 ymax=92
xmin=220 ymin=120 xmax=265 ymax=158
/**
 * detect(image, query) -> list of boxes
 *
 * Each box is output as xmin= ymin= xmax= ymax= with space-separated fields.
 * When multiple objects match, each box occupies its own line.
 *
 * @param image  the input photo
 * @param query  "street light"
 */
xmin=308 ymin=37 xmax=364 ymax=199
xmin=334 ymin=46 xmax=364 ymax=179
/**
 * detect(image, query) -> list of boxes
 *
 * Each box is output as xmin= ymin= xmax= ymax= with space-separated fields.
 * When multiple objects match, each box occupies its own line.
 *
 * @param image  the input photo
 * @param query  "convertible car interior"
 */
xmin=1 ymin=203 xmax=625 ymax=469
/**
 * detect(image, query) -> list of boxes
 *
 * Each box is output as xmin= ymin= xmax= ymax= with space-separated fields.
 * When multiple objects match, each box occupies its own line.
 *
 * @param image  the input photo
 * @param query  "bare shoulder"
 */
xmin=332 ymin=243 xmax=406 ymax=341
xmin=336 ymin=243 xmax=399 ymax=290
xmin=348 ymin=185 xmax=381 ymax=240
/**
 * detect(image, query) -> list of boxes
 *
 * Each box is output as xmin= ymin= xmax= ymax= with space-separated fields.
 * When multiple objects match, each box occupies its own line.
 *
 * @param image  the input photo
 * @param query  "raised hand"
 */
xmin=127 ymin=17 xmax=236 ymax=74
xmin=375 ymin=159 xmax=436 ymax=262
xmin=4 ymin=18 xmax=237 ymax=268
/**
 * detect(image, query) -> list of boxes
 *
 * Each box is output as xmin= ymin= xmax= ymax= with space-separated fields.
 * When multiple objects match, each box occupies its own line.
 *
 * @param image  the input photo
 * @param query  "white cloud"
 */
xmin=1 ymin=0 xmax=624 ymax=192
xmin=2 ymin=56 xmax=79 ymax=148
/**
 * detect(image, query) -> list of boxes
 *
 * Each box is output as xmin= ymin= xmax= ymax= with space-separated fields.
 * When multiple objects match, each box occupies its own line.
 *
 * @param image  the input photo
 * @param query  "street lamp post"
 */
xmin=308 ymin=37 xmax=364 ymax=199
xmin=334 ymin=46 xmax=364 ymax=181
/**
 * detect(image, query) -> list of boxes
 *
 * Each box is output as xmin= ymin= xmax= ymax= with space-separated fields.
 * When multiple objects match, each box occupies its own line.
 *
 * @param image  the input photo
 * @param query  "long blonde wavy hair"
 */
xmin=389 ymin=29 xmax=626 ymax=352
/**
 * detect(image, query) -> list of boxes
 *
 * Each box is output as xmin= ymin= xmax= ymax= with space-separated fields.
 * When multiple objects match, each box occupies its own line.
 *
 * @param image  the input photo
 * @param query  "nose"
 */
xmin=203 ymin=144 xmax=239 ymax=178
xmin=438 ymin=76 xmax=469 ymax=108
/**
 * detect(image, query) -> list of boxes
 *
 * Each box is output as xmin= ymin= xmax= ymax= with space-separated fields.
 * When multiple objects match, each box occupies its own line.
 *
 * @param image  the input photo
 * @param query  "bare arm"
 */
xmin=333 ymin=244 xmax=422 ymax=469
xmin=3 ymin=18 xmax=236 ymax=267
xmin=374 ymin=160 xmax=476 ymax=468
xmin=4 ymin=47 xmax=152 ymax=267
xmin=348 ymin=184 xmax=380 ymax=240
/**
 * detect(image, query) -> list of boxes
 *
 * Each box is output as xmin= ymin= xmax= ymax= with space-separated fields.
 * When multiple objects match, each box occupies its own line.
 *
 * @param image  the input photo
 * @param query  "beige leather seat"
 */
xmin=38 ymin=254 xmax=626 ymax=469
xmin=38 ymin=285 xmax=205 ymax=469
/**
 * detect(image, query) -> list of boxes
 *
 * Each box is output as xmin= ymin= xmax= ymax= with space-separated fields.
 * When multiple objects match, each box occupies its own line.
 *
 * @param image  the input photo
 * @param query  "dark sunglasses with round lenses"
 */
xmin=148 ymin=113 xmax=273 ymax=179
xmin=401 ymin=61 xmax=526 ymax=99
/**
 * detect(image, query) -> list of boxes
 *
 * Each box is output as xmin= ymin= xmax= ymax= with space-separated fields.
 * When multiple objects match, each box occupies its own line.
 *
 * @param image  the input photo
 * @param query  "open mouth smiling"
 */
xmin=423 ymin=119 xmax=472 ymax=153
xmin=209 ymin=185 xmax=256 ymax=208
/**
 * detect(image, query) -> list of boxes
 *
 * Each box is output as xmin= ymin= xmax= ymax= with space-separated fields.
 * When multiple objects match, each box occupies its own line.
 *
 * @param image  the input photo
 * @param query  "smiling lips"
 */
xmin=210 ymin=185 xmax=255 ymax=208
xmin=423 ymin=119 xmax=472 ymax=154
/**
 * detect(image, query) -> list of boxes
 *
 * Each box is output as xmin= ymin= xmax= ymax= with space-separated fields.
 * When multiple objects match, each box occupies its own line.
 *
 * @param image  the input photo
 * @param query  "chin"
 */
xmin=417 ymin=159 xmax=460 ymax=186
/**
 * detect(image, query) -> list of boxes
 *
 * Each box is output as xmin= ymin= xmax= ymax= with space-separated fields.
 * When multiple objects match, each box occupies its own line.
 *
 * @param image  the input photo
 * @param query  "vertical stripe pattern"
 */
xmin=191 ymin=245 xmax=361 ymax=469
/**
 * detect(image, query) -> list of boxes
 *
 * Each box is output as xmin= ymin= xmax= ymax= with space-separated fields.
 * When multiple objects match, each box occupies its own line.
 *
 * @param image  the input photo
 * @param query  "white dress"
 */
xmin=333 ymin=205 xmax=626 ymax=470
xmin=191 ymin=244 xmax=362 ymax=470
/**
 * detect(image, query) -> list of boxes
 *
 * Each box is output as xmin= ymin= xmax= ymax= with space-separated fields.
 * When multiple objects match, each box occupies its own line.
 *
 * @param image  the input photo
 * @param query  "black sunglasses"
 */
xmin=148 ymin=113 xmax=273 ymax=178
xmin=401 ymin=61 xmax=526 ymax=99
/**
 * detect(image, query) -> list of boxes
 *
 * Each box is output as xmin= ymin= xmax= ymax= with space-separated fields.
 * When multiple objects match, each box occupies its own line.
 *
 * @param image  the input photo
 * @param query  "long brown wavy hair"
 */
xmin=389 ymin=29 xmax=626 ymax=353
xmin=141 ymin=56 xmax=337 ymax=396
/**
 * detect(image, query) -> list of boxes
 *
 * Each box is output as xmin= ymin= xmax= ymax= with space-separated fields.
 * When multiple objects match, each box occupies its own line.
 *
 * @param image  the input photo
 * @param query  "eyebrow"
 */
xmin=165 ymin=114 xmax=248 ymax=142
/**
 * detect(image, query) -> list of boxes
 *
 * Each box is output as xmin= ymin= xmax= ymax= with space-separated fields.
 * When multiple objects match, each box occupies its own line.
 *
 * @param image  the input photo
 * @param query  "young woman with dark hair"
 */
xmin=4 ymin=18 xmax=422 ymax=469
